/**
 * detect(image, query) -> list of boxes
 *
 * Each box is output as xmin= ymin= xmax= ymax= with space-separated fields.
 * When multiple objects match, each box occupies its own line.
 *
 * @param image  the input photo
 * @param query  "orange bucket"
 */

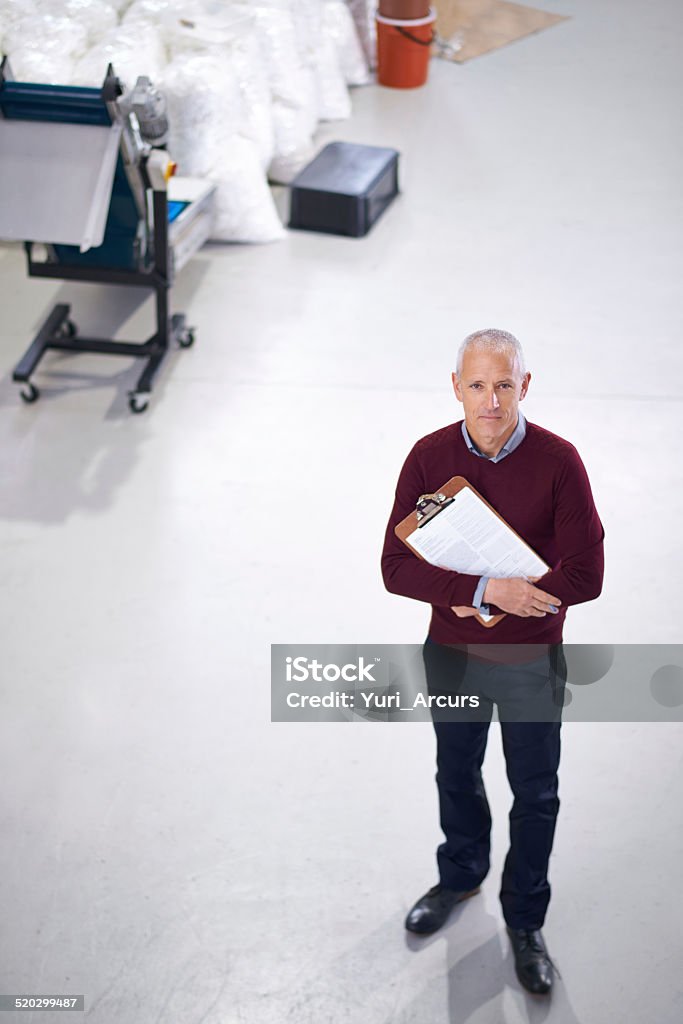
xmin=376 ymin=7 xmax=436 ymax=89
xmin=379 ymin=0 xmax=430 ymax=17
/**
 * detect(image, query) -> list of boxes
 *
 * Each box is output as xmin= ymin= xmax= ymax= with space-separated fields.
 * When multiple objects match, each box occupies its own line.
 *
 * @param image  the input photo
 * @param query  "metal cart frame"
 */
xmin=1 ymin=61 xmax=194 ymax=414
xmin=16 ymin=188 xmax=193 ymax=414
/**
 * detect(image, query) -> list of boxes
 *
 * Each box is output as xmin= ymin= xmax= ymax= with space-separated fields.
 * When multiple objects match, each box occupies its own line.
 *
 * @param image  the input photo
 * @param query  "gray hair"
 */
xmin=456 ymin=328 xmax=527 ymax=377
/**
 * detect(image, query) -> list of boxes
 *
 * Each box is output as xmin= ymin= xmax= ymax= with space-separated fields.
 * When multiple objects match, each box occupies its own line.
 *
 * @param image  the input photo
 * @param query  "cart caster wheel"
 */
xmin=178 ymin=328 xmax=195 ymax=349
xmin=20 ymin=382 xmax=40 ymax=404
xmin=128 ymin=392 xmax=149 ymax=414
xmin=62 ymin=319 xmax=78 ymax=339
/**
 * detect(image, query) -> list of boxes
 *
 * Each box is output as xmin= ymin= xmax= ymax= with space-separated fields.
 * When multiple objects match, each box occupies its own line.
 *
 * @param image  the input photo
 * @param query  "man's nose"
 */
xmin=484 ymin=389 xmax=500 ymax=410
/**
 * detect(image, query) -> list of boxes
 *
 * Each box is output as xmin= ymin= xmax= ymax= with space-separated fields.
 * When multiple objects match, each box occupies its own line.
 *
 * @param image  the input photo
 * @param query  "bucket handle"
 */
xmin=393 ymin=25 xmax=435 ymax=47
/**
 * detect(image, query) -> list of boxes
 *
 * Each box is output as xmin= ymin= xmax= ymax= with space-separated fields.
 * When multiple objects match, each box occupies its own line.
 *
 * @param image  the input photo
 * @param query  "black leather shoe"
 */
xmin=506 ymin=927 xmax=556 ymax=994
xmin=405 ymin=884 xmax=480 ymax=935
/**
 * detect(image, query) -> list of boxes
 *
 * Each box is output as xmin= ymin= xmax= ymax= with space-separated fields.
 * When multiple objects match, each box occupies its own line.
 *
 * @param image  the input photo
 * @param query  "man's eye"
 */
xmin=499 ymin=383 xmax=512 ymax=389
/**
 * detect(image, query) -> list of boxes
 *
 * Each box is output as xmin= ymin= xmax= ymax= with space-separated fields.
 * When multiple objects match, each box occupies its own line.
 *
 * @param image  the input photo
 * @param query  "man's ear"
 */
xmin=452 ymin=371 xmax=463 ymax=402
xmin=519 ymin=371 xmax=531 ymax=401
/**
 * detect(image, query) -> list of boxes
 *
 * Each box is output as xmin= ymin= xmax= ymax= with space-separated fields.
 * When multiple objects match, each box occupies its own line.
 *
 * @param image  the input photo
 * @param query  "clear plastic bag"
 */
xmin=267 ymin=100 xmax=316 ymax=184
xmin=161 ymin=52 xmax=242 ymax=174
xmin=7 ymin=48 xmax=76 ymax=85
xmin=4 ymin=14 xmax=87 ymax=83
xmin=0 ymin=0 xmax=40 ymax=36
xmin=71 ymin=24 xmax=167 ymax=88
xmin=246 ymin=0 xmax=317 ymax=117
xmin=313 ymin=28 xmax=352 ymax=120
xmin=160 ymin=52 xmax=283 ymax=242
xmin=344 ymin=0 xmax=376 ymax=70
xmin=323 ymin=0 xmax=371 ymax=86
xmin=122 ymin=0 xmax=180 ymax=23
xmin=233 ymin=1 xmax=317 ymax=182
xmin=291 ymin=0 xmax=351 ymax=122
xmin=3 ymin=13 xmax=89 ymax=60
xmin=44 ymin=1 xmax=119 ymax=46
xmin=163 ymin=7 xmax=275 ymax=170
xmin=209 ymin=136 xmax=285 ymax=244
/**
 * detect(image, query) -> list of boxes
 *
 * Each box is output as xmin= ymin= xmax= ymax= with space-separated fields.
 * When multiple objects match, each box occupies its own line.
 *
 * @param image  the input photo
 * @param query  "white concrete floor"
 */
xmin=1 ymin=1 xmax=683 ymax=1021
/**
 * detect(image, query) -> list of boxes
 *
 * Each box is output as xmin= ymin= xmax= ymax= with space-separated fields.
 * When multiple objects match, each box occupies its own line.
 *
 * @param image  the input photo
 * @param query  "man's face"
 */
xmin=452 ymin=348 xmax=530 ymax=452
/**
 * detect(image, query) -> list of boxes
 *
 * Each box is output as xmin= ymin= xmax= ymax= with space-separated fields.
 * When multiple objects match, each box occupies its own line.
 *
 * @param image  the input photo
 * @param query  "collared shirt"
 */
xmin=462 ymin=412 xmax=527 ymax=610
xmin=461 ymin=410 xmax=527 ymax=462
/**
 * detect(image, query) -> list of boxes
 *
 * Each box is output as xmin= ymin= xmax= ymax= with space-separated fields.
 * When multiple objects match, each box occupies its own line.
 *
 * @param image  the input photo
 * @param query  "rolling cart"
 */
xmin=0 ymin=60 xmax=215 ymax=413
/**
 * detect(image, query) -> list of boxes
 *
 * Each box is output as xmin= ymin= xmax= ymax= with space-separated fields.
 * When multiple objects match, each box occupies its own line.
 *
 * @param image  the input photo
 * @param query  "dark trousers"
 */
xmin=424 ymin=639 xmax=565 ymax=930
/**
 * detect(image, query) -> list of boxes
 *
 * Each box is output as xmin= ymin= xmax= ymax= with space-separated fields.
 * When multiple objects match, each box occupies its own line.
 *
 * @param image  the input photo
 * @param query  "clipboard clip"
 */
xmin=416 ymin=492 xmax=454 ymax=527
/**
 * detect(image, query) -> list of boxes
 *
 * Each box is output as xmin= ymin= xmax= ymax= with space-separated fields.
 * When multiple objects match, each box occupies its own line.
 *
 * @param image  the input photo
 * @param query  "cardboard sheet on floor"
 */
xmin=435 ymin=0 xmax=569 ymax=63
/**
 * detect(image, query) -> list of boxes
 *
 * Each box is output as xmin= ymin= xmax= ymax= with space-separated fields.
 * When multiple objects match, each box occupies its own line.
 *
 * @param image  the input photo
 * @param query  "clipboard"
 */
xmin=394 ymin=476 xmax=550 ymax=629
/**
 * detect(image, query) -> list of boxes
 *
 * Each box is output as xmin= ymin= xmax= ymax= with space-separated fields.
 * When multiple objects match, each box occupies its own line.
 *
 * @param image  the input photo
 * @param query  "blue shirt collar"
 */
xmin=461 ymin=410 xmax=527 ymax=463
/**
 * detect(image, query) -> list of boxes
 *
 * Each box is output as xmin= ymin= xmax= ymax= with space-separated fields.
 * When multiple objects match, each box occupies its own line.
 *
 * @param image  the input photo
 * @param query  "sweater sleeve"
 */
xmin=380 ymin=443 xmax=482 ymax=608
xmin=536 ymin=447 xmax=605 ymax=607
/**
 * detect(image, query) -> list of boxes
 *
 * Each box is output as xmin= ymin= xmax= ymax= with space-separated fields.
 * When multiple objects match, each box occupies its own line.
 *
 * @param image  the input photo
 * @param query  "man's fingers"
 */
xmin=531 ymin=585 xmax=561 ymax=607
xmin=492 ymin=579 xmax=561 ymax=616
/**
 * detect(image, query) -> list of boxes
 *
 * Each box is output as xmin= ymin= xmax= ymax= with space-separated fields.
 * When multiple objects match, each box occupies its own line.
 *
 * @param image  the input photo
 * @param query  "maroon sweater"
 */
xmin=381 ymin=420 xmax=604 ymax=644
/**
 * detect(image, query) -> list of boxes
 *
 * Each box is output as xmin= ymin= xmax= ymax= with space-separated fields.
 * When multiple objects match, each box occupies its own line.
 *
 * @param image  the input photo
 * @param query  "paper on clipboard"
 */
xmin=406 ymin=485 xmax=548 ymax=581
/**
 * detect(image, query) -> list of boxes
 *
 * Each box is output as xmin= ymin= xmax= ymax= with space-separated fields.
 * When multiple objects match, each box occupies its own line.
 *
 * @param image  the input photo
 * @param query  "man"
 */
xmin=381 ymin=329 xmax=604 ymax=995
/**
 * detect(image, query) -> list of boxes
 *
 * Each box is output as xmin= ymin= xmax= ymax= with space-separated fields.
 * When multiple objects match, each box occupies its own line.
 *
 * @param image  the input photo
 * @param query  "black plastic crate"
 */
xmin=289 ymin=142 xmax=400 ymax=238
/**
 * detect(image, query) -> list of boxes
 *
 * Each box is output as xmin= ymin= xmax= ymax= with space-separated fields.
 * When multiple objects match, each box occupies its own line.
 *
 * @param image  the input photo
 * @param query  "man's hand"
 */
xmin=450 ymin=605 xmax=479 ymax=618
xmin=483 ymin=577 xmax=561 ymax=618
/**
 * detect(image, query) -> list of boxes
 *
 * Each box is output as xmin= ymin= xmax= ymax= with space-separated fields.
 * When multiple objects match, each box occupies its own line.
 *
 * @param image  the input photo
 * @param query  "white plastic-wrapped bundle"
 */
xmin=37 ymin=0 xmax=119 ymax=46
xmin=71 ymin=23 xmax=166 ymax=88
xmin=209 ymin=136 xmax=285 ymax=244
xmin=290 ymin=0 xmax=351 ymax=122
xmin=163 ymin=7 xmax=275 ymax=170
xmin=3 ymin=13 xmax=89 ymax=59
xmin=160 ymin=53 xmax=283 ymax=242
xmin=161 ymin=52 xmax=241 ymax=174
xmin=344 ymin=0 xmax=376 ymax=70
xmin=231 ymin=0 xmax=317 ymax=183
xmin=229 ymin=23 xmax=275 ymax=171
xmin=313 ymin=29 xmax=352 ymax=120
xmin=245 ymin=1 xmax=317 ymax=118
xmin=7 ymin=48 xmax=76 ymax=85
xmin=266 ymin=102 xmax=316 ymax=184
xmin=323 ymin=0 xmax=370 ymax=85
xmin=165 ymin=13 xmax=211 ymax=60
xmin=0 ymin=0 xmax=40 ymax=35
xmin=122 ymin=0 xmax=177 ymax=22
xmin=4 ymin=15 xmax=88 ymax=83
xmin=287 ymin=0 xmax=319 ymax=76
